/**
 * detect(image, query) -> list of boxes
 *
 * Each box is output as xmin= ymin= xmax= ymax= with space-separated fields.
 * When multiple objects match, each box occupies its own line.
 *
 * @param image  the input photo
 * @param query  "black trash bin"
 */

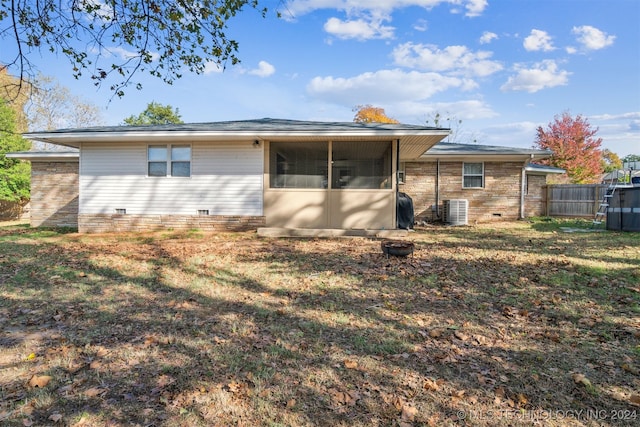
xmin=397 ymin=192 xmax=414 ymax=229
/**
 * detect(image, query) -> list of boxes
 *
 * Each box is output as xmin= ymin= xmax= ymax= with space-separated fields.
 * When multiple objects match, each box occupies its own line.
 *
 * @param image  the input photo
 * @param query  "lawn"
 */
xmin=0 ymin=220 xmax=639 ymax=426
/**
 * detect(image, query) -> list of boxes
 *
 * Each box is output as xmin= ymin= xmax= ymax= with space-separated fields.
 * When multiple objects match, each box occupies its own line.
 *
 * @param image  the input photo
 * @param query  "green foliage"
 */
xmin=0 ymin=99 xmax=30 ymax=201
xmin=1 ymin=1 xmax=271 ymax=97
xmin=123 ymin=102 xmax=184 ymax=125
xmin=622 ymin=154 xmax=640 ymax=163
xmin=601 ymin=149 xmax=622 ymax=173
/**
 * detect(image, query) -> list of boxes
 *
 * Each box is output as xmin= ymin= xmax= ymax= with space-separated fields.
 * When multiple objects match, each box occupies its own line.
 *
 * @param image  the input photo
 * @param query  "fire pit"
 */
xmin=380 ymin=240 xmax=415 ymax=257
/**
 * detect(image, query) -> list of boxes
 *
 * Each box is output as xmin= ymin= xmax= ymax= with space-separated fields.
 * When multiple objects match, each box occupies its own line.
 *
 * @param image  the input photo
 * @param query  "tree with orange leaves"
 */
xmin=352 ymin=105 xmax=399 ymax=124
xmin=534 ymin=112 xmax=603 ymax=184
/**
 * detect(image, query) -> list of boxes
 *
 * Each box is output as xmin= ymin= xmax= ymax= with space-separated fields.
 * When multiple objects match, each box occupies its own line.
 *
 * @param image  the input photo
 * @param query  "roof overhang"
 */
xmin=22 ymin=119 xmax=451 ymax=160
xmin=524 ymin=164 xmax=566 ymax=175
xmin=417 ymin=143 xmax=554 ymax=163
xmin=6 ymin=151 xmax=79 ymax=162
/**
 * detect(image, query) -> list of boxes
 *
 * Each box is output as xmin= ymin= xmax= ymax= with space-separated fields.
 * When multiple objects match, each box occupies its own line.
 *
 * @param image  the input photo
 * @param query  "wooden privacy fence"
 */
xmin=544 ymin=184 xmax=607 ymax=217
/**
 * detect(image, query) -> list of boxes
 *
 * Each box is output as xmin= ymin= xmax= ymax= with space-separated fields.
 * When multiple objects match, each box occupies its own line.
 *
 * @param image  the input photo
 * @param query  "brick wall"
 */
xmin=78 ymin=214 xmax=266 ymax=233
xmin=524 ymin=175 xmax=547 ymax=217
xmin=403 ymin=161 xmax=542 ymax=223
xmin=30 ymin=161 xmax=79 ymax=228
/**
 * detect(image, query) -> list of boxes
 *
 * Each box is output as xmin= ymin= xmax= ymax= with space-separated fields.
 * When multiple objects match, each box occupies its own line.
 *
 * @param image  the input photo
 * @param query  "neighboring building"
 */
xmin=8 ymin=119 xmax=563 ymax=232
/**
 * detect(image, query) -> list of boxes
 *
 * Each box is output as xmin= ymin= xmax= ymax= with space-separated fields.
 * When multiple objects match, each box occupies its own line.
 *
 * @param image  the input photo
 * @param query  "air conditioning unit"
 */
xmin=443 ymin=199 xmax=468 ymax=226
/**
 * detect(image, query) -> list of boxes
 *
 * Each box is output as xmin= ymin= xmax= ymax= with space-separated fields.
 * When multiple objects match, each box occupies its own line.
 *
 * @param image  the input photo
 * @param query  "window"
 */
xmin=270 ymin=142 xmax=328 ymax=188
xmin=148 ymin=145 xmax=191 ymax=177
xmin=463 ymin=162 xmax=484 ymax=188
xmin=398 ymin=162 xmax=406 ymax=184
xmin=148 ymin=145 xmax=168 ymax=176
xmin=171 ymin=145 xmax=191 ymax=177
xmin=332 ymin=141 xmax=392 ymax=189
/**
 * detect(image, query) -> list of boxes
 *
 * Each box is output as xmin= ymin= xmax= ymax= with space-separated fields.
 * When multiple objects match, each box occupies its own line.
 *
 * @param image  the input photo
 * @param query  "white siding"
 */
xmin=80 ymin=142 xmax=263 ymax=215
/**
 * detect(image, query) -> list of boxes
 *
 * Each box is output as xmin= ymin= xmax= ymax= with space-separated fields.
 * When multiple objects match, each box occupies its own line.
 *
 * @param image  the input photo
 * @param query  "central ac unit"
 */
xmin=443 ymin=199 xmax=468 ymax=225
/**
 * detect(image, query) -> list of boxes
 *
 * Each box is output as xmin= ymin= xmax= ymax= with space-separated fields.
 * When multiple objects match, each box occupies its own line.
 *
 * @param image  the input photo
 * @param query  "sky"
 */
xmin=2 ymin=0 xmax=639 ymax=157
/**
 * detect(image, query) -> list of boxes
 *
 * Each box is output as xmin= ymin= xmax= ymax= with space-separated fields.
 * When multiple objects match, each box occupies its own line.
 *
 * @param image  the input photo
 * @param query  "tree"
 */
xmin=27 ymin=75 xmax=104 ymax=132
xmin=353 ymin=105 xmax=399 ymax=124
xmin=1 ymin=1 xmax=270 ymax=97
xmin=0 ymin=99 xmax=30 ymax=202
xmin=0 ymin=68 xmax=29 ymax=133
xmin=534 ymin=112 xmax=603 ymax=184
xmin=601 ymin=149 xmax=622 ymax=173
xmin=622 ymin=154 xmax=640 ymax=163
xmin=425 ymin=111 xmax=476 ymax=143
xmin=123 ymin=102 xmax=183 ymax=125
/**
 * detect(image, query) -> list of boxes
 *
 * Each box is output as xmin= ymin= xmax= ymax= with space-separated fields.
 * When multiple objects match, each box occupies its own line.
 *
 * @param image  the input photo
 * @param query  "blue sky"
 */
xmin=4 ymin=0 xmax=639 ymax=156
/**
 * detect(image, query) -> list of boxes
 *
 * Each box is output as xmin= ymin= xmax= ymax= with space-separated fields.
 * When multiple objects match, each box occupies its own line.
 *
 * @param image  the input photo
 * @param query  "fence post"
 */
xmin=545 ymin=185 xmax=550 ymax=216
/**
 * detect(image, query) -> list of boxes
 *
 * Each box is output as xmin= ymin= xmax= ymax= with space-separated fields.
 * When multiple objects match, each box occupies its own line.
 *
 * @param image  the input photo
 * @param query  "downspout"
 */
xmin=396 ymin=139 xmax=400 ymax=229
xmin=520 ymin=155 xmax=533 ymax=219
xmin=435 ymin=159 xmax=440 ymax=219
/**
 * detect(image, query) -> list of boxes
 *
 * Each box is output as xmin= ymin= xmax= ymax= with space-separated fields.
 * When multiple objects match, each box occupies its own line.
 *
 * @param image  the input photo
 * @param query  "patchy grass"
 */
xmin=1 ymin=222 xmax=639 ymax=426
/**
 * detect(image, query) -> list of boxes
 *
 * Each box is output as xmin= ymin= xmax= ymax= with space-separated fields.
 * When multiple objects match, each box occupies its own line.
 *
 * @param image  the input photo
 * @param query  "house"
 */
xmin=8 ymin=118 xmax=563 ymax=233
xmin=401 ymin=142 xmax=565 ymax=222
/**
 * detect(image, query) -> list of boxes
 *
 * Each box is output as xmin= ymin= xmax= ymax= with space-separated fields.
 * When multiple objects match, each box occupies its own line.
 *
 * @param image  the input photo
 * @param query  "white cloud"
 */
xmin=307 ymin=69 xmax=475 ymax=104
xmin=99 ymin=46 xmax=160 ymax=62
xmin=479 ymin=31 xmax=498 ymax=45
xmin=248 ymin=61 xmax=276 ymax=77
xmin=464 ymin=0 xmax=488 ymax=17
xmin=413 ymin=18 xmax=428 ymax=32
xmin=282 ymin=1 xmax=489 ymax=21
xmin=478 ymin=121 xmax=540 ymax=148
xmin=419 ymin=100 xmax=498 ymax=120
xmin=241 ymin=61 xmax=276 ymax=77
xmin=572 ymin=25 xmax=616 ymax=51
xmin=590 ymin=111 xmax=640 ymax=121
xmin=324 ymin=16 xmax=395 ymax=40
xmin=203 ymin=62 xmax=223 ymax=75
xmin=501 ymin=60 xmax=570 ymax=93
xmin=523 ymin=29 xmax=555 ymax=52
xmin=392 ymin=43 xmax=503 ymax=77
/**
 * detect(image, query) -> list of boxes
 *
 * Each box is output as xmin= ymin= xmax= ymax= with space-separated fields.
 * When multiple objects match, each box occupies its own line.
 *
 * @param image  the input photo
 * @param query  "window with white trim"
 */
xmin=398 ymin=162 xmax=406 ymax=184
xmin=148 ymin=145 xmax=191 ymax=177
xmin=463 ymin=162 xmax=484 ymax=188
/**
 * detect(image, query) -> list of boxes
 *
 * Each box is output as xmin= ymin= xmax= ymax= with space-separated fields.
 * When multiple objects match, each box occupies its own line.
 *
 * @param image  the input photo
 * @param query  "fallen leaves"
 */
xmin=1 ymin=223 xmax=639 ymax=427
xmin=572 ymin=373 xmax=592 ymax=388
xmin=343 ymin=359 xmax=358 ymax=369
xmin=329 ymin=388 xmax=360 ymax=408
xmin=28 ymin=375 xmax=52 ymax=388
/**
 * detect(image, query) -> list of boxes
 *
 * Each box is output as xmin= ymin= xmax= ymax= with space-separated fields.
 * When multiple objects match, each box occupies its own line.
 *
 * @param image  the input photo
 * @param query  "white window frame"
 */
xmin=462 ymin=162 xmax=484 ymax=189
xmin=147 ymin=144 xmax=192 ymax=177
xmin=398 ymin=162 xmax=406 ymax=184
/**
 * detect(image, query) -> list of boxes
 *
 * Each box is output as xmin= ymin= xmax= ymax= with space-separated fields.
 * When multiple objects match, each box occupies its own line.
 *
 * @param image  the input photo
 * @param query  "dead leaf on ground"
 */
xmin=572 ymin=373 xmax=592 ymax=387
xmin=423 ymin=378 xmax=440 ymax=391
xmin=428 ymin=329 xmax=443 ymax=338
xmin=344 ymin=359 xmax=358 ymax=369
xmin=48 ymin=413 xmax=63 ymax=422
xmin=630 ymin=394 xmax=640 ymax=406
xmin=400 ymin=403 xmax=417 ymax=423
xmin=84 ymin=387 xmax=106 ymax=398
xmin=28 ymin=375 xmax=52 ymax=388
xmin=453 ymin=331 xmax=468 ymax=341
xmin=329 ymin=388 xmax=360 ymax=407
